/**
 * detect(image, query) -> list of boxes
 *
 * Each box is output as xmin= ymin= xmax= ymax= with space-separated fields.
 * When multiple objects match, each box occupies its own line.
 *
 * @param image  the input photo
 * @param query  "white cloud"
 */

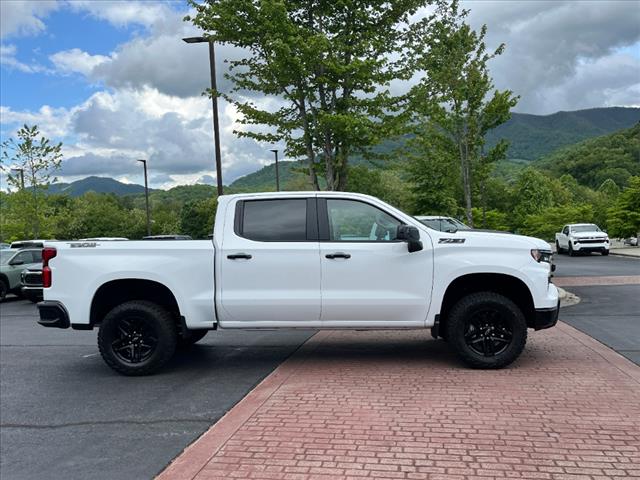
xmin=49 ymin=48 xmax=109 ymax=75
xmin=1 ymin=86 xmax=272 ymax=188
xmin=0 ymin=0 xmax=59 ymax=39
xmin=0 ymin=43 xmax=49 ymax=73
xmin=65 ymin=0 xmax=177 ymax=29
xmin=462 ymin=0 xmax=640 ymax=113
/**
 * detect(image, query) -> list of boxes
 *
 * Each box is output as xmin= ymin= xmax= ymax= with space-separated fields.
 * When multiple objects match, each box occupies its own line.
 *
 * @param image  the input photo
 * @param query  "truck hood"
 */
xmin=442 ymin=229 xmax=551 ymax=251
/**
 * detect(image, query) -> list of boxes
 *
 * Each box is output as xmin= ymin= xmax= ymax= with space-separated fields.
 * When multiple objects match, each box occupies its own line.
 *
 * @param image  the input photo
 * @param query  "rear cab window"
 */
xmin=235 ymin=198 xmax=317 ymax=242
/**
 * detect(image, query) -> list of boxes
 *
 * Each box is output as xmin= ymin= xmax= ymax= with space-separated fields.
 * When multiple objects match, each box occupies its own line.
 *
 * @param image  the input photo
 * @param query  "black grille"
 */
xmin=23 ymin=271 xmax=43 ymax=287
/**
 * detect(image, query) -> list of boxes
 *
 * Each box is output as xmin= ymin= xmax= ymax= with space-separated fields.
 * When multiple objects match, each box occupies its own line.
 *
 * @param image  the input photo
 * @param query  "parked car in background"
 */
xmin=0 ymin=248 xmax=43 ymax=301
xmin=555 ymin=223 xmax=609 ymax=256
xmin=415 ymin=216 xmax=471 ymax=233
xmin=10 ymin=239 xmax=54 ymax=249
xmin=624 ymin=237 xmax=638 ymax=247
xmin=142 ymin=235 xmax=193 ymax=240
xmin=21 ymin=268 xmax=43 ymax=303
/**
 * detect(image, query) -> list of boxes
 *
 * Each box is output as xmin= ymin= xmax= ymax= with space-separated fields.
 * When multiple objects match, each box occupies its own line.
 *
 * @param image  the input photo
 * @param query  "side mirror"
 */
xmin=397 ymin=225 xmax=423 ymax=253
xmin=10 ymin=260 xmax=24 ymax=266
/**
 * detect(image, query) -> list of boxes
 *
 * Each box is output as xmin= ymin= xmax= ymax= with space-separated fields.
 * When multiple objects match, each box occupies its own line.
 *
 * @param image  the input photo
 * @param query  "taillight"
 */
xmin=42 ymin=247 xmax=57 ymax=288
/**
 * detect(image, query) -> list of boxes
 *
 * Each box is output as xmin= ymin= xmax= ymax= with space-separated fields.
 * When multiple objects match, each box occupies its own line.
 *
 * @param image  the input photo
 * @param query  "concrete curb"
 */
xmin=557 ymin=286 xmax=580 ymax=307
xmin=610 ymin=250 xmax=640 ymax=258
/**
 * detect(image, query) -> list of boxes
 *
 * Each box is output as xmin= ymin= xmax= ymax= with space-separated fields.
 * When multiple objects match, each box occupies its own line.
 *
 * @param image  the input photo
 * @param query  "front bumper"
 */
xmin=21 ymin=286 xmax=43 ymax=302
xmin=531 ymin=299 xmax=560 ymax=330
xmin=572 ymin=241 xmax=609 ymax=251
xmin=37 ymin=301 xmax=70 ymax=329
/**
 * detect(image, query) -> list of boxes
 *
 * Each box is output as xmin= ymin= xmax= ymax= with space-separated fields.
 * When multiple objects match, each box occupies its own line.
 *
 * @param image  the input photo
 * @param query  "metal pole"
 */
xmin=272 ymin=150 xmax=280 ymax=191
xmin=208 ymin=41 xmax=224 ymax=196
xmin=138 ymin=160 xmax=151 ymax=236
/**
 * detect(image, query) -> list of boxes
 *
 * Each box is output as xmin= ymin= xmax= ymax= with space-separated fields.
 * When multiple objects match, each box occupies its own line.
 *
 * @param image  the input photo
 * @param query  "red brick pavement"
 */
xmin=159 ymin=323 xmax=640 ymax=480
xmin=553 ymin=276 xmax=640 ymax=287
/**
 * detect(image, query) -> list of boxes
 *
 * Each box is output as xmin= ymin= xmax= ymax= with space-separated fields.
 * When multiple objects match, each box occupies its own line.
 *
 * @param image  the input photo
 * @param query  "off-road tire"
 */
xmin=98 ymin=300 xmax=177 ymax=376
xmin=568 ymin=243 xmax=576 ymax=256
xmin=555 ymin=241 xmax=564 ymax=254
xmin=446 ymin=292 xmax=527 ymax=369
xmin=601 ymin=249 xmax=609 ymax=256
xmin=177 ymin=329 xmax=208 ymax=348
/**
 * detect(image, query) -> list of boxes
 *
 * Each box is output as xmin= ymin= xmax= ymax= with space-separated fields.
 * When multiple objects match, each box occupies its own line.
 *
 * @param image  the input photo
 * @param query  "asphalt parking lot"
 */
xmin=553 ymin=252 xmax=640 ymax=365
xmin=0 ymin=253 xmax=638 ymax=480
xmin=0 ymin=299 xmax=314 ymax=480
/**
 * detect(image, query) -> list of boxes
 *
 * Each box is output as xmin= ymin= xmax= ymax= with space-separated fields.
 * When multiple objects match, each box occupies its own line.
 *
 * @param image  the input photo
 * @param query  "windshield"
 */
xmin=0 ymin=251 xmax=15 ymax=265
xmin=418 ymin=217 xmax=470 ymax=233
xmin=571 ymin=225 xmax=601 ymax=233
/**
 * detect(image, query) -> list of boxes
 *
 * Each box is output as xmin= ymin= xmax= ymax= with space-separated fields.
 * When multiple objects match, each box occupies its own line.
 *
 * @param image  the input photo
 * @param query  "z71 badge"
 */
xmin=439 ymin=238 xmax=465 ymax=244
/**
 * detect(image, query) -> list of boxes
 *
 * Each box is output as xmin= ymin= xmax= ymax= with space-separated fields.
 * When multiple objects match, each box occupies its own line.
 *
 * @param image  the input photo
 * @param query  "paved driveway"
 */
xmin=553 ymin=254 xmax=640 ymax=365
xmin=0 ymin=298 xmax=314 ymax=480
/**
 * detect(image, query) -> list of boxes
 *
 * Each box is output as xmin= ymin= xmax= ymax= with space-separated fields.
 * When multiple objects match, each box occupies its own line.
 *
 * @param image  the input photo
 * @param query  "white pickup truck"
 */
xmin=555 ymin=223 xmax=610 ymax=256
xmin=37 ymin=192 xmax=559 ymax=375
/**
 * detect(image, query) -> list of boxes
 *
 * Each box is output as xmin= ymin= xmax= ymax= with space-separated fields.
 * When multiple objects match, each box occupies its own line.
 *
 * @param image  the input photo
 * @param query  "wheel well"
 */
xmin=90 ymin=279 xmax=181 ymax=326
xmin=438 ymin=273 xmax=535 ymax=334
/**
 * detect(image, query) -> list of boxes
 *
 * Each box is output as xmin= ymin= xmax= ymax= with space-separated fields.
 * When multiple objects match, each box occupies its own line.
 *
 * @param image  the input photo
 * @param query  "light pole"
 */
xmin=11 ymin=168 xmax=24 ymax=190
xmin=270 ymin=149 xmax=280 ymax=191
xmin=137 ymin=159 xmax=151 ymax=236
xmin=183 ymin=36 xmax=223 ymax=196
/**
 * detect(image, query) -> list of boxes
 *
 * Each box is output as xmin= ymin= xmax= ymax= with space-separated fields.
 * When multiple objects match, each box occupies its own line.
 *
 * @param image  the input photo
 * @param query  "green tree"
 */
xmin=187 ymin=0 xmax=445 ymax=191
xmin=346 ymin=165 xmax=414 ymax=212
xmin=1 ymin=124 xmax=62 ymax=237
xmin=511 ymin=168 xmax=554 ymax=229
xmin=180 ymin=197 xmax=217 ymax=239
xmin=408 ymin=1 xmax=518 ymax=226
xmin=521 ymin=204 xmax=594 ymax=241
xmin=607 ymin=176 xmax=640 ymax=241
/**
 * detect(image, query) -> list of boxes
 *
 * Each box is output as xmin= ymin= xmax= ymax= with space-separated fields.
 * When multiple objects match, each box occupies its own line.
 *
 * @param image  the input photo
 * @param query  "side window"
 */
xmin=326 ymin=199 xmax=401 ymax=242
xmin=12 ymin=252 xmax=29 ymax=264
xmin=241 ymin=199 xmax=307 ymax=241
xmin=562 ymin=226 xmax=569 ymax=235
xmin=31 ymin=250 xmax=42 ymax=263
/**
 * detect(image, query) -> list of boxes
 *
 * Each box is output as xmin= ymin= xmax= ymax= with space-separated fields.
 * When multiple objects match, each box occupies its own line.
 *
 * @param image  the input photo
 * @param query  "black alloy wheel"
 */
xmin=110 ymin=316 xmax=159 ymax=364
xmin=463 ymin=308 xmax=513 ymax=357
xmin=98 ymin=300 xmax=177 ymax=376
xmin=446 ymin=292 xmax=527 ymax=369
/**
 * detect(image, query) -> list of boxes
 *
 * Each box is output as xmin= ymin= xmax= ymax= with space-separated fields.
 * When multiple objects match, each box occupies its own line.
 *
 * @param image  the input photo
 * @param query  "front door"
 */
xmin=218 ymin=196 xmax=322 ymax=327
xmin=319 ymin=198 xmax=433 ymax=327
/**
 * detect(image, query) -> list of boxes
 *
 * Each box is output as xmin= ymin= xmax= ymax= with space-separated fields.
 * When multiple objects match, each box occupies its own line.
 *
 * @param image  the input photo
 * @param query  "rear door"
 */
xmin=217 ymin=196 xmax=322 ymax=327
xmin=318 ymin=197 xmax=433 ymax=327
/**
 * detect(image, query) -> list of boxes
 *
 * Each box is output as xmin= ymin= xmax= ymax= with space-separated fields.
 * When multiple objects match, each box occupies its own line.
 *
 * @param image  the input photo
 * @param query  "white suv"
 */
xmin=555 ymin=223 xmax=610 ymax=256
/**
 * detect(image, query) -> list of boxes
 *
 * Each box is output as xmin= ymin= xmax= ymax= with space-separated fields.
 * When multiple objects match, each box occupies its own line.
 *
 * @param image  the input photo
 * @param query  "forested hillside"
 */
xmin=536 ymin=123 xmax=640 ymax=188
xmin=486 ymin=107 xmax=640 ymax=160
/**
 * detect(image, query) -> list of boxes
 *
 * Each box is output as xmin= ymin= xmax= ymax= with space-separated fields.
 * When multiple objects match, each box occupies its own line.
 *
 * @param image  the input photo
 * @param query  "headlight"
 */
xmin=531 ymin=249 xmax=552 ymax=263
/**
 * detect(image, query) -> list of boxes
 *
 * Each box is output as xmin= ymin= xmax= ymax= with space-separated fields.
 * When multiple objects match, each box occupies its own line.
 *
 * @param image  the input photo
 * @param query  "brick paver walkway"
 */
xmin=159 ymin=323 xmax=640 ymax=480
xmin=553 ymin=276 xmax=640 ymax=287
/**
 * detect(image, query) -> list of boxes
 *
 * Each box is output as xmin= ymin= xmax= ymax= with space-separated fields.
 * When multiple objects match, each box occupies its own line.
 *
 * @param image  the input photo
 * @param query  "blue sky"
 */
xmin=1 ymin=0 xmax=639 ymax=189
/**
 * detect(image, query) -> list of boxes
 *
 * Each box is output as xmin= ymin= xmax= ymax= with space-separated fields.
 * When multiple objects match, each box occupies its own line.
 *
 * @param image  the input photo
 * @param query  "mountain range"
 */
xmin=45 ymin=106 xmax=640 ymax=196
